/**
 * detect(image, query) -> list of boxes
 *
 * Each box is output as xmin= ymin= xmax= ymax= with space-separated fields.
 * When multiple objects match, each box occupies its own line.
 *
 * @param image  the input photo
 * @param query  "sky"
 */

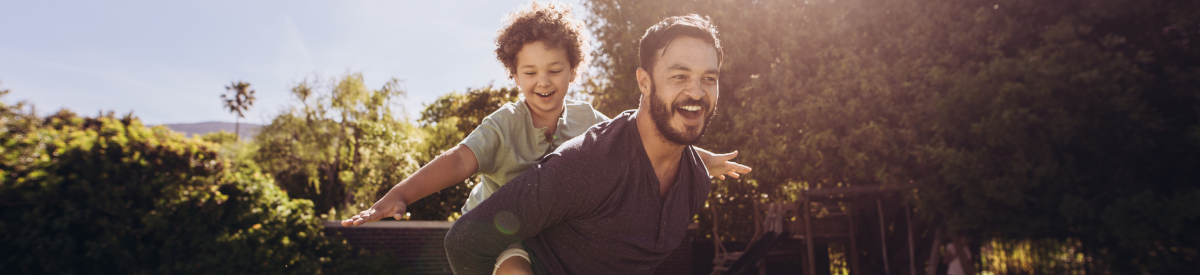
xmin=0 ymin=0 xmax=589 ymax=125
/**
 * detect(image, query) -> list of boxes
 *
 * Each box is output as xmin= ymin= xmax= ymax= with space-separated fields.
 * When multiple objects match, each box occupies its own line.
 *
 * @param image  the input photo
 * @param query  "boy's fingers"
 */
xmin=342 ymin=211 xmax=366 ymax=226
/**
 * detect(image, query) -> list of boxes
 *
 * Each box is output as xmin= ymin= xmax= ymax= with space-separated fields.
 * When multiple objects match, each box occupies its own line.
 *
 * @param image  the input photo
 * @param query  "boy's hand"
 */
xmin=341 ymin=197 xmax=407 ymax=226
xmin=704 ymin=150 xmax=752 ymax=180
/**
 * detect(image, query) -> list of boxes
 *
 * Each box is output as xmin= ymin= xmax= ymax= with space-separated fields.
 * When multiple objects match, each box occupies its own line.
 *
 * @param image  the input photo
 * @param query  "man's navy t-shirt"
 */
xmin=445 ymin=110 xmax=712 ymax=274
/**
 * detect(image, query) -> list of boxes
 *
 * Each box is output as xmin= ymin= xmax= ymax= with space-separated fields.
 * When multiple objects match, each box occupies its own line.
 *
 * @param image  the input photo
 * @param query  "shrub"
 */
xmin=0 ymin=104 xmax=400 ymax=273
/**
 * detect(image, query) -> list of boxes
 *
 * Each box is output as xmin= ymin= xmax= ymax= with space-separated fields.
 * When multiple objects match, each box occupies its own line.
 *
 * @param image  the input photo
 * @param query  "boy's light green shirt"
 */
xmin=459 ymin=98 xmax=609 ymax=213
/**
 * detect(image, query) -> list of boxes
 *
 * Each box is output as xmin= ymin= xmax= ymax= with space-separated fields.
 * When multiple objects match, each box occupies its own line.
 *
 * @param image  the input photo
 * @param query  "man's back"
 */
xmin=445 ymin=110 xmax=712 ymax=274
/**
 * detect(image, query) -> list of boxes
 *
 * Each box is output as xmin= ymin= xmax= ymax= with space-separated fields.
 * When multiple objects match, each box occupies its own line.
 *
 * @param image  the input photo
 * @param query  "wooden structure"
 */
xmin=712 ymin=185 xmax=919 ymax=275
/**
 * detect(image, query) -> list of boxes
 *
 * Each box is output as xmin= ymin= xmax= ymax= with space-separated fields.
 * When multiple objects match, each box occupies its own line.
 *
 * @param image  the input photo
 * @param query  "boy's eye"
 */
xmin=524 ymin=72 xmax=536 ymax=75
xmin=550 ymin=70 xmax=562 ymax=74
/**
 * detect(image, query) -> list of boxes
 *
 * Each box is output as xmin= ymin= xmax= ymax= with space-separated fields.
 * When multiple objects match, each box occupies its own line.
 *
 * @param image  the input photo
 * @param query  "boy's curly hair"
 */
xmin=495 ymin=1 xmax=589 ymax=79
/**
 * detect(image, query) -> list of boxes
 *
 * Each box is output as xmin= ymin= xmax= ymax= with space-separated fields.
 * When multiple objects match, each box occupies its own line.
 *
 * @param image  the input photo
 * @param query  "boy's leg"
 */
xmin=493 ymin=243 xmax=533 ymax=275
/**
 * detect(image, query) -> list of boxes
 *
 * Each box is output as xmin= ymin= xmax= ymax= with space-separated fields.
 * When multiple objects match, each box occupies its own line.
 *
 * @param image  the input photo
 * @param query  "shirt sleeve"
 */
xmin=591 ymin=106 xmax=611 ymax=125
xmin=443 ymin=152 xmax=603 ymax=275
xmin=460 ymin=115 xmax=505 ymax=174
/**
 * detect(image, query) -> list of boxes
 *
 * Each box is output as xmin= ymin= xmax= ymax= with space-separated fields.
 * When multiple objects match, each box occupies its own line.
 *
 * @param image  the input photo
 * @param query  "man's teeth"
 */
xmin=679 ymin=105 xmax=701 ymax=111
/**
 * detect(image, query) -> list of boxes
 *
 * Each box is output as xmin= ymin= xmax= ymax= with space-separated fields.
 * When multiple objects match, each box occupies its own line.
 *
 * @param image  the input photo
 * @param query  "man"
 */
xmin=444 ymin=14 xmax=725 ymax=274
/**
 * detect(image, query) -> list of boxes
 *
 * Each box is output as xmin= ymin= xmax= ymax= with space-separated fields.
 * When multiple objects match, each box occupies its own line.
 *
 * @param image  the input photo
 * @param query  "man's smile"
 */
xmin=676 ymin=104 xmax=703 ymax=120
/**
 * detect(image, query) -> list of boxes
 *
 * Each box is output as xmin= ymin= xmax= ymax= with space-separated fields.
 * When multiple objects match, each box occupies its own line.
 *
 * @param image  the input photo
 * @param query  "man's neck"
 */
xmin=633 ymin=109 xmax=687 ymax=199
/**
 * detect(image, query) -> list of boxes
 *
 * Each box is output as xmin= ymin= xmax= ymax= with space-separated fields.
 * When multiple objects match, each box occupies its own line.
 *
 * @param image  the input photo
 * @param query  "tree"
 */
xmin=254 ymin=73 xmax=423 ymax=218
xmin=222 ymin=81 xmax=256 ymax=140
xmin=582 ymin=0 xmax=1200 ymax=272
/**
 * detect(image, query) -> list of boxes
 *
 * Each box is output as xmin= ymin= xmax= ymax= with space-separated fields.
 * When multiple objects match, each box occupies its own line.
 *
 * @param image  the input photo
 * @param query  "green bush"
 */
xmin=0 ymin=99 xmax=401 ymax=273
xmin=254 ymin=74 xmax=422 ymax=218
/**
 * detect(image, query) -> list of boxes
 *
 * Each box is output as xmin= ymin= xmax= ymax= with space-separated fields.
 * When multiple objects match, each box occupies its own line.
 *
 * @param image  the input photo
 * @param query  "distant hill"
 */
xmin=160 ymin=122 xmax=262 ymax=139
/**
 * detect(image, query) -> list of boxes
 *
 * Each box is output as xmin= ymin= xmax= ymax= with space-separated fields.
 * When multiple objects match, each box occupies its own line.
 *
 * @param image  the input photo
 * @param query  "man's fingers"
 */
xmin=731 ymin=162 xmax=751 ymax=174
xmin=714 ymin=150 xmax=739 ymax=162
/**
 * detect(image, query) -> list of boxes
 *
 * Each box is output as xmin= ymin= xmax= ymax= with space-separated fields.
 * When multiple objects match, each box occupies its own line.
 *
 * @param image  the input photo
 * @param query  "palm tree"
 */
xmin=222 ymin=81 xmax=256 ymax=140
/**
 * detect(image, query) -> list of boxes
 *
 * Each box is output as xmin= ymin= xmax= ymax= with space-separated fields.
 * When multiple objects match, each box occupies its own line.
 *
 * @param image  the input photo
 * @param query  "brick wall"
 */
xmin=324 ymin=221 xmax=698 ymax=274
xmin=325 ymin=221 xmax=455 ymax=274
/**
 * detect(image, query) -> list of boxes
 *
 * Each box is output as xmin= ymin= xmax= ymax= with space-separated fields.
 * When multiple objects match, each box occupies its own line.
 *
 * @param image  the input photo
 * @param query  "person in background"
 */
xmin=944 ymin=236 xmax=973 ymax=275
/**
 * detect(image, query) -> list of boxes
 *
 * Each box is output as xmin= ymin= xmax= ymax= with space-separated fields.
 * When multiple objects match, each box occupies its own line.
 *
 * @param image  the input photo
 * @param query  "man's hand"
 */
xmin=341 ymin=196 xmax=407 ymax=226
xmin=703 ymin=150 xmax=752 ymax=180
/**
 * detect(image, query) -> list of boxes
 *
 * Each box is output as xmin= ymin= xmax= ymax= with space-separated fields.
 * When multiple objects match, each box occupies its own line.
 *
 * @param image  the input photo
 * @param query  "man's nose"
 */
xmin=683 ymin=78 xmax=705 ymax=99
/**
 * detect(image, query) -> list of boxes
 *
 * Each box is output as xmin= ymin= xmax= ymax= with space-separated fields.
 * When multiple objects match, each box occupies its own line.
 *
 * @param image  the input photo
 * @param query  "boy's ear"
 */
xmin=569 ymin=67 xmax=579 ymax=84
xmin=636 ymin=67 xmax=652 ymax=98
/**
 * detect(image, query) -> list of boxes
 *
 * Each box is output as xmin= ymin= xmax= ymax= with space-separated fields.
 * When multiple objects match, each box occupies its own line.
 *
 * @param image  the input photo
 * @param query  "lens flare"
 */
xmin=493 ymin=211 xmax=520 ymax=235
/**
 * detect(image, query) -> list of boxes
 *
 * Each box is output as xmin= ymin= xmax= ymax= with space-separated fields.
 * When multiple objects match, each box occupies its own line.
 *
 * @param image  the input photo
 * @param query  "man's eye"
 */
xmin=672 ymin=75 xmax=686 ymax=80
xmin=704 ymin=77 xmax=717 ymax=82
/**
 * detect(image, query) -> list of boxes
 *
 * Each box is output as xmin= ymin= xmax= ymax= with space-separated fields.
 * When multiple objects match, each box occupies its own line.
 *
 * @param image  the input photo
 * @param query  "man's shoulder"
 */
xmin=685 ymin=146 xmax=713 ymax=189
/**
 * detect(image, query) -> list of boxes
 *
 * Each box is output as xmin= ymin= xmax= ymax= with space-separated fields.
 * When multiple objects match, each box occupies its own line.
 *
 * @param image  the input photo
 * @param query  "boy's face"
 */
xmin=514 ymin=40 xmax=575 ymax=118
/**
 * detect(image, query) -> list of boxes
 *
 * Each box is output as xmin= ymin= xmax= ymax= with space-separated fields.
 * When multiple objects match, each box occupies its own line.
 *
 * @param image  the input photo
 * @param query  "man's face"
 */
xmin=647 ymin=36 xmax=720 ymax=145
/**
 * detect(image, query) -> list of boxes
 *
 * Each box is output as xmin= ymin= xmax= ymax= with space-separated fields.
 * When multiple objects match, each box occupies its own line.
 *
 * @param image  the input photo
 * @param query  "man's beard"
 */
xmin=648 ymin=80 xmax=716 ymax=145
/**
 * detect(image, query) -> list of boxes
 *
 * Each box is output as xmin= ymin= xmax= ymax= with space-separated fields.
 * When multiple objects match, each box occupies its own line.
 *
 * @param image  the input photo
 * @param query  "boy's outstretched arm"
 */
xmin=341 ymin=144 xmax=479 ymax=226
xmin=694 ymin=148 xmax=752 ymax=180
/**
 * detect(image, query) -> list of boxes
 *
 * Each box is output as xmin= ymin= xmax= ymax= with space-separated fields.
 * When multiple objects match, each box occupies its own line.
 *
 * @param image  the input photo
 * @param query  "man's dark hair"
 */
xmin=638 ymin=14 xmax=723 ymax=76
xmin=495 ymin=1 xmax=589 ymax=79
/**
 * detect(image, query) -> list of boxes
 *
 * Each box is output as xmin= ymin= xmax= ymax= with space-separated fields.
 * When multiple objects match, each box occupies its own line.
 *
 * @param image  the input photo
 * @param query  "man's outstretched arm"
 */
xmin=694 ymin=148 xmax=752 ymax=180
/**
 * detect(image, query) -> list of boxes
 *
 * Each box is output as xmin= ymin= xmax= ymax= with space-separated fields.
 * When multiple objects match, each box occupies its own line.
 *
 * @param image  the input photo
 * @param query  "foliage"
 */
xmin=254 ymin=73 xmax=423 ymax=218
xmin=917 ymin=1 xmax=1200 ymax=271
xmin=582 ymin=0 xmax=1200 ymax=272
xmin=253 ymin=75 xmax=521 ymax=221
xmin=406 ymin=84 xmax=521 ymax=220
xmin=201 ymin=130 xmax=259 ymax=171
xmin=0 ymin=99 xmax=401 ymax=274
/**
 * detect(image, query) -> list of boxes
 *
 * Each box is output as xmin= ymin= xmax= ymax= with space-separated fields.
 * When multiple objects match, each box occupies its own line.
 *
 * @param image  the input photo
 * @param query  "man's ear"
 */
xmin=636 ymin=67 xmax=652 ymax=98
